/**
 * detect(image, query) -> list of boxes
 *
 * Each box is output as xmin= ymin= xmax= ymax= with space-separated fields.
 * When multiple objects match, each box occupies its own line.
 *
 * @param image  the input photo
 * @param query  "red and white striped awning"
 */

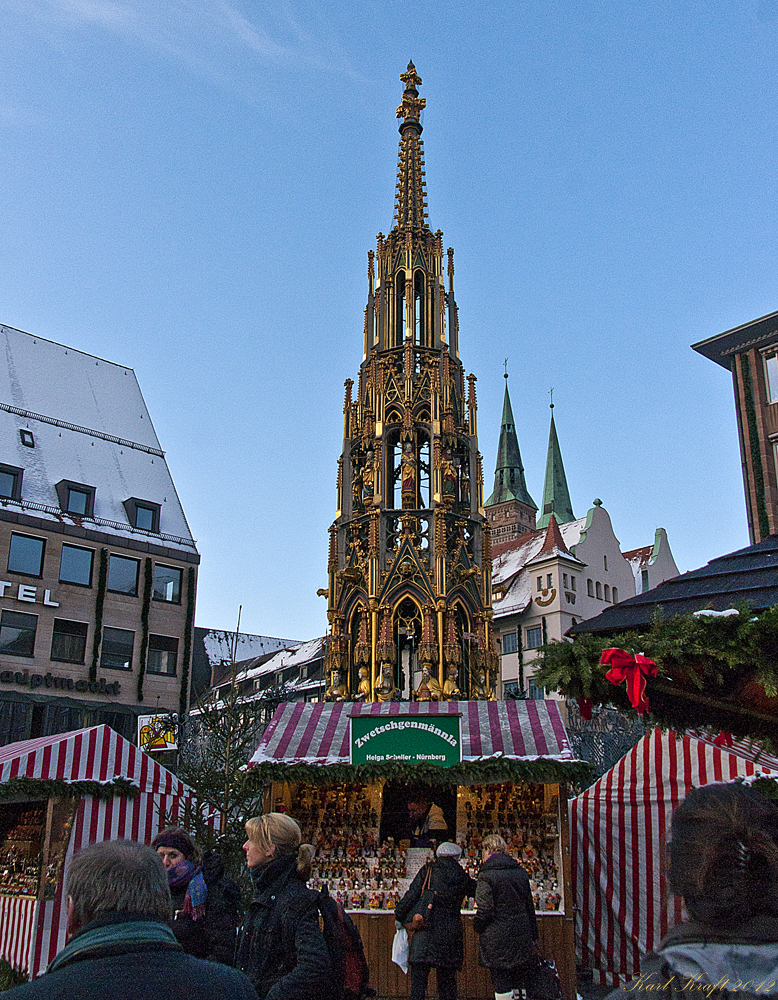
xmin=0 ymin=725 xmax=200 ymax=978
xmin=0 ymin=724 xmax=188 ymax=796
xmin=250 ymin=699 xmax=575 ymax=766
xmin=571 ymin=727 xmax=778 ymax=987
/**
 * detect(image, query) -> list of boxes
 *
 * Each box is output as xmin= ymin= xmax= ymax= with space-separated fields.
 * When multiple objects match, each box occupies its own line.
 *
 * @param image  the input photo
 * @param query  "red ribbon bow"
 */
xmin=601 ymin=648 xmax=657 ymax=715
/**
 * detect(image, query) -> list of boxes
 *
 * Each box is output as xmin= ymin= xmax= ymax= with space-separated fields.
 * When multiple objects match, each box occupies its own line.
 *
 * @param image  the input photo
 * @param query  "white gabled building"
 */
xmin=0 ymin=323 xmax=199 ymax=743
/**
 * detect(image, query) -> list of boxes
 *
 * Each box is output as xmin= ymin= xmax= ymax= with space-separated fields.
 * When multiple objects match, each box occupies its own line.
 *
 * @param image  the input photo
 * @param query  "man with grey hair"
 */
xmin=3 ymin=839 xmax=258 ymax=1000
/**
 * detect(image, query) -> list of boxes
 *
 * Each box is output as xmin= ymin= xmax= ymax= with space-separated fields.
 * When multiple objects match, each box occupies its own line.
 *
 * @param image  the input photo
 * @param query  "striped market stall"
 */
xmin=0 ymin=724 xmax=198 ymax=978
xmin=247 ymin=700 xmax=591 ymax=1000
xmin=572 ymin=727 xmax=778 ymax=987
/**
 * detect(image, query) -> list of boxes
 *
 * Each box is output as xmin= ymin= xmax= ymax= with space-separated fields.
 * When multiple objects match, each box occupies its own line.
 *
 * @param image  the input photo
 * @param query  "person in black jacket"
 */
xmin=605 ymin=783 xmax=778 ymax=1000
xmin=234 ymin=812 xmax=332 ymax=1000
xmin=395 ymin=841 xmax=476 ymax=1000
xmin=152 ymin=827 xmax=242 ymax=964
xmin=0 ymin=839 xmax=258 ymax=1000
xmin=473 ymin=833 xmax=538 ymax=1000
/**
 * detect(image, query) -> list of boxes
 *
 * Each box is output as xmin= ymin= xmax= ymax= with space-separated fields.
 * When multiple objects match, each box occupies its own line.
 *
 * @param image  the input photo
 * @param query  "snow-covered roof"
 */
xmin=492 ymin=517 xmax=588 ymax=589
xmin=0 ymin=324 xmax=196 ymax=552
xmin=241 ymin=637 xmax=326 ymax=682
xmin=199 ymin=629 xmax=297 ymax=668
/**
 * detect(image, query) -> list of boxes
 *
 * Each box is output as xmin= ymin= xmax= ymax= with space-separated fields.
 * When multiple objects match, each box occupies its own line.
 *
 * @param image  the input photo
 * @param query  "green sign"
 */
xmin=350 ymin=713 xmax=461 ymax=766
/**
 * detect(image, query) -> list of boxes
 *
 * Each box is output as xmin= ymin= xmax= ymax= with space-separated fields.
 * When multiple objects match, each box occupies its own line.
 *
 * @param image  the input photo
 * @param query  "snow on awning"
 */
xmin=249 ymin=699 xmax=575 ymax=767
xmin=0 ymin=724 xmax=192 ymax=797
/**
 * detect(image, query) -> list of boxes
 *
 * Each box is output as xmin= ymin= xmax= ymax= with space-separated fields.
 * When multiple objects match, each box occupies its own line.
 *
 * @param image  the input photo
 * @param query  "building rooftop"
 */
xmin=571 ymin=532 xmax=778 ymax=634
xmin=0 ymin=323 xmax=196 ymax=552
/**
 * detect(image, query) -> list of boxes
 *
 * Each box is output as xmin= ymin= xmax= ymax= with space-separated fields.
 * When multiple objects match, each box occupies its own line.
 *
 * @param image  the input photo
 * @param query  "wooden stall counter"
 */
xmin=351 ymin=911 xmax=575 ymax=1000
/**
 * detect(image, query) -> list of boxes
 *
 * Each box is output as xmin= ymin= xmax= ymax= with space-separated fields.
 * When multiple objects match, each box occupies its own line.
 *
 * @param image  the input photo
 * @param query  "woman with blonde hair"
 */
xmin=234 ymin=813 xmax=331 ymax=1000
xmin=474 ymin=833 xmax=538 ymax=1000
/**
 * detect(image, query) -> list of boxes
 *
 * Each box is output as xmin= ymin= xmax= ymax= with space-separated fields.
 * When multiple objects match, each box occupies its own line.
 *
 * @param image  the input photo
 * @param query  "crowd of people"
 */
xmin=1 ymin=782 xmax=777 ymax=1000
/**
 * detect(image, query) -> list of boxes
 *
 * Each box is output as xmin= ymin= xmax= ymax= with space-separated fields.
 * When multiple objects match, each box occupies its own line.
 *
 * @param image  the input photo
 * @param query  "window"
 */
xmin=153 ymin=565 xmax=182 ymax=603
xmin=100 ymin=627 xmax=134 ymax=670
xmin=596 ymin=581 xmax=602 ymax=599
xmin=528 ymin=677 xmax=545 ymax=700
xmin=55 ymin=480 xmax=95 ymax=518
xmin=19 ymin=429 xmax=34 ymax=448
xmin=587 ymin=579 xmax=594 ymax=597
xmin=604 ymin=555 xmax=608 ymax=571
xmin=766 ymin=353 xmax=778 ymax=403
xmin=123 ymin=498 xmax=160 ymax=533
xmin=502 ymin=631 xmax=518 ymax=654
xmin=107 ymin=555 xmax=139 ymax=595
xmin=50 ymin=619 xmax=88 ymax=664
xmin=526 ymin=626 xmax=543 ymax=649
xmin=604 ymin=585 xmax=610 ymax=602
xmin=536 ymin=577 xmax=542 ymax=592
xmin=546 ymin=573 xmax=552 ymax=589
xmin=571 ymin=577 xmax=576 ymax=591
xmin=59 ymin=545 xmax=94 ymax=586
xmin=0 ymin=464 xmax=22 ymax=501
xmin=0 ymin=698 xmax=29 ymax=744
xmin=8 ymin=533 xmax=45 ymax=577
xmin=641 ymin=568 xmax=649 ymax=593
xmin=562 ymin=573 xmax=568 ymax=589
xmin=0 ymin=610 xmax=37 ymax=657
xmin=612 ymin=587 xmax=619 ymax=603
xmin=565 ymin=592 xmax=576 ymax=604
xmin=147 ymin=634 xmax=178 ymax=676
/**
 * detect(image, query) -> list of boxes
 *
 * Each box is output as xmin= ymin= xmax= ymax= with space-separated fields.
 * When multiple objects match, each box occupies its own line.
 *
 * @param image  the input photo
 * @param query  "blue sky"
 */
xmin=2 ymin=1 xmax=776 ymax=640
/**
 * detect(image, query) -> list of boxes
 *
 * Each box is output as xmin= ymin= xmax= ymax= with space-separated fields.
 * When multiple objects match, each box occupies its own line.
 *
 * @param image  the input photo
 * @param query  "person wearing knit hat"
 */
xmin=395 ymin=838 xmax=476 ymax=1000
xmin=151 ymin=828 xmax=241 ymax=965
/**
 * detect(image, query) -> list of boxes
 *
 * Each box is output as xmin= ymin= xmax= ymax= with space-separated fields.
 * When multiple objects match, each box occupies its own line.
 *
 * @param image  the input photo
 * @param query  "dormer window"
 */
xmin=123 ymin=498 xmax=161 ymax=532
xmin=56 ymin=480 xmax=95 ymax=518
xmin=0 ymin=464 xmax=23 ymax=500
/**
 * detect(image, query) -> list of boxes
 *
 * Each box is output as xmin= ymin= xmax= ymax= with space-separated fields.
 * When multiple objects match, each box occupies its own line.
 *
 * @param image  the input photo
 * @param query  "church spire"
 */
xmin=537 ymin=398 xmax=575 ymax=529
xmin=393 ymin=61 xmax=428 ymax=232
xmin=486 ymin=373 xmax=536 ymax=509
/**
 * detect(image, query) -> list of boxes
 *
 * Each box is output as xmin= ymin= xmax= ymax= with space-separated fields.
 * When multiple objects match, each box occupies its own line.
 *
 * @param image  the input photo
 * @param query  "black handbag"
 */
xmin=403 ymin=863 xmax=435 ymax=931
xmin=525 ymin=951 xmax=562 ymax=1000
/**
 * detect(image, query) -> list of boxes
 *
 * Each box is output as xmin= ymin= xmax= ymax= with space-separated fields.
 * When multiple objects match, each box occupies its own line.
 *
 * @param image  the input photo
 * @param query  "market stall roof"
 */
xmin=247 ymin=700 xmax=591 ymax=786
xmin=569 ymin=532 xmax=778 ymax=634
xmin=0 ymin=724 xmax=193 ymax=799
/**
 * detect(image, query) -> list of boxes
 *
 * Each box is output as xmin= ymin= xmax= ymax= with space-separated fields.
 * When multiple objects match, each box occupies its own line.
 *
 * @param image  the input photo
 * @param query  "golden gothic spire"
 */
xmin=394 ymin=61 xmax=428 ymax=232
xmin=324 ymin=65 xmax=495 ymax=704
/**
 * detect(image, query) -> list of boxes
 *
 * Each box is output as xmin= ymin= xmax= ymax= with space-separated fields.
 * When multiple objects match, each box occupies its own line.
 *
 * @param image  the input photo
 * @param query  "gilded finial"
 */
xmin=396 ymin=60 xmax=426 ymax=130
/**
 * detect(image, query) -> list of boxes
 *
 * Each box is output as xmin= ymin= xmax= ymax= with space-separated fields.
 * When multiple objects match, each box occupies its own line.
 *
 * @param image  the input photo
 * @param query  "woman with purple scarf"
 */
xmin=151 ymin=827 xmax=241 ymax=965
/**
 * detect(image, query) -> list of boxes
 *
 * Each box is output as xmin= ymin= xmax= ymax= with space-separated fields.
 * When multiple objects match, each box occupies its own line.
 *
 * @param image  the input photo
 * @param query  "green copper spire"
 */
xmin=537 ymin=398 xmax=575 ymax=529
xmin=485 ymin=374 xmax=537 ymax=509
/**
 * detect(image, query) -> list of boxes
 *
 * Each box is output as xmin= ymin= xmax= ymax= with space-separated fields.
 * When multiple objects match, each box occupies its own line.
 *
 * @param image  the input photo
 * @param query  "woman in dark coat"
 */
xmin=395 ymin=841 xmax=476 ymax=1000
xmin=234 ymin=812 xmax=331 ymax=1000
xmin=151 ymin=827 xmax=241 ymax=965
xmin=473 ymin=833 xmax=538 ymax=1000
xmin=605 ymin=784 xmax=778 ymax=1000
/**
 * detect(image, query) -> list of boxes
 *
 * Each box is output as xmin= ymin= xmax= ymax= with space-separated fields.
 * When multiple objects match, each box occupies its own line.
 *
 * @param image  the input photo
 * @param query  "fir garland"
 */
xmin=89 ymin=548 xmax=109 ymax=682
xmin=179 ymin=566 xmax=196 ymax=720
xmin=0 ymin=776 xmax=139 ymax=801
xmin=740 ymin=354 xmax=770 ymax=540
xmin=136 ymin=558 xmax=153 ymax=702
xmin=242 ymin=756 xmax=592 ymax=791
xmin=534 ymin=602 xmax=778 ymax=749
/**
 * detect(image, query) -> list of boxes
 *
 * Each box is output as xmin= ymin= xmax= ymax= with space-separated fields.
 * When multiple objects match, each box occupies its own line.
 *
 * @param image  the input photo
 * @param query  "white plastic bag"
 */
xmin=391 ymin=925 xmax=409 ymax=974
